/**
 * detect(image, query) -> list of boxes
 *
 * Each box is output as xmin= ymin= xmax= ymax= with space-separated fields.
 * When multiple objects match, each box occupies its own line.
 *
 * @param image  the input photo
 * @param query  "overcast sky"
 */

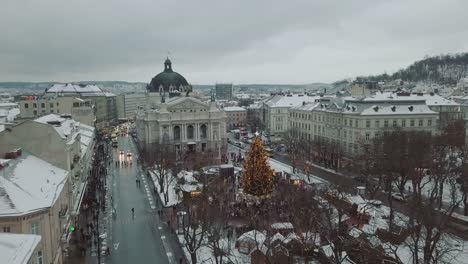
xmin=1 ymin=0 xmax=468 ymax=84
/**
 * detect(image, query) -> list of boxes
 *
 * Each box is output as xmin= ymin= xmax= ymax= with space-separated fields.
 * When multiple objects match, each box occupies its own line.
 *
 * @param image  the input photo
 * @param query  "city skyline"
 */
xmin=1 ymin=0 xmax=468 ymax=84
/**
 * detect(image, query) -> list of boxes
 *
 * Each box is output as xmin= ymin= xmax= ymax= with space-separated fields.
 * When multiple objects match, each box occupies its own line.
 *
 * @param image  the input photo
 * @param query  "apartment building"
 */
xmin=289 ymin=95 xmax=439 ymax=156
xmin=0 ymin=150 xmax=70 ymax=264
xmin=261 ymin=94 xmax=321 ymax=140
xmin=0 ymin=114 xmax=95 ymax=220
xmin=0 ymin=233 xmax=42 ymax=264
xmin=224 ymin=106 xmax=247 ymax=130
xmin=19 ymin=95 xmax=95 ymax=127
xmin=116 ymin=93 xmax=147 ymax=119
xmin=44 ymin=83 xmax=117 ymax=128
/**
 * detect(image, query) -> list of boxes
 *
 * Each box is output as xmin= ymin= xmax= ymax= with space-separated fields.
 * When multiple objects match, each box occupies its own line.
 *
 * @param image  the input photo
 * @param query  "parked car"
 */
xmin=391 ymin=193 xmax=407 ymax=202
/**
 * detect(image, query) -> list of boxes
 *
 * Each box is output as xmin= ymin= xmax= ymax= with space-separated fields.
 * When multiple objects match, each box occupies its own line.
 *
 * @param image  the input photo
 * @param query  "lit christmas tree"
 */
xmin=242 ymin=136 xmax=275 ymax=197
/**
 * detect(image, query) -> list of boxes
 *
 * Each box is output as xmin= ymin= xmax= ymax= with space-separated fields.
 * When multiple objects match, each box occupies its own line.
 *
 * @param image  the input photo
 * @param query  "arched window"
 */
xmin=187 ymin=125 xmax=194 ymax=140
xmin=174 ymin=126 xmax=181 ymax=141
xmin=200 ymin=124 xmax=207 ymax=139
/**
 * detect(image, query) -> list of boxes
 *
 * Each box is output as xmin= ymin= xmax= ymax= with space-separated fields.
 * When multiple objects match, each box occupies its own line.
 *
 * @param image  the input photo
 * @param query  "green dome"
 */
xmin=148 ymin=58 xmax=189 ymax=94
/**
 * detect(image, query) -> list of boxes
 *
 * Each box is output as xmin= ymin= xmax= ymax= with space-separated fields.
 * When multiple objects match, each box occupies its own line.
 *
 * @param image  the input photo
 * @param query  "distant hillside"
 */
xmin=366 ymin=53 xmax=468 ymax=84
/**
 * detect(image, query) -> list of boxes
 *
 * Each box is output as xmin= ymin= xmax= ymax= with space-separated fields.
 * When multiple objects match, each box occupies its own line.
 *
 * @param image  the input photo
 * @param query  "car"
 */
xmin=391 ymin=193 xmax=407 ymax=202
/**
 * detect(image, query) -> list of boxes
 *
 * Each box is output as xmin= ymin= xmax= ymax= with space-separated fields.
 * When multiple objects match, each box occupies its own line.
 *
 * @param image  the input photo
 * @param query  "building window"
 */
xmin=41 ymin=103 xmax=45 ymax=108
xmin=37 ymin=251 xmax=43 ymax=264
xmin=49 ymin=103 xmax=54 ymax=108
xmin=375 ymin=120 xmax=380 ymax=127
xmin=51 ymin=110 xmax=54 ymax=113
xmin=402 ymin=120 xmax=406 ymax=127
xmin=31 ymin=222 xmax=39 ymax=235
xmin=2 ymin=226 xmax=10 ymax=232
xmin=33 ymin=110 xmax=37 ymax=115
xmin=25 ymin=103 xmax=29 ymax=109
xmin=384 ymin=120 xmax=388 ymax=127
xmin=344 ymin=130 xmax=347 ymax=139
xmin=393 ymin=120 xmax=397 ymax=127
xmin=200 ymin=124 xmax=207 ymax=139
xmin=33 ymin=103 xmax=37 ymax=108
xmin=418 ymin=120 xmax=423 ymax=127
xmin=174 ymin=126 xmax=181 ymax=141
xmin=428 ymin=119 xmax=432 ymax=126
xmin=73 ymin=102 xmax=79 ymax=107
xmin=366 ymin=120 xmax=370 ymax=128
xmin=344 ymin=119 xmax=347 ymax=126
xmin=57 ymin=102 xmax=59 ymax=106
xmin=410 ymin=120 xmax=415 ymax=127
xmin=187 ymin=125 xmax=194 ymax=139
xmin=365 ymin=133 xmax=370 ymax=141
xmin=355 ymin=120 xmax=358 ymax=127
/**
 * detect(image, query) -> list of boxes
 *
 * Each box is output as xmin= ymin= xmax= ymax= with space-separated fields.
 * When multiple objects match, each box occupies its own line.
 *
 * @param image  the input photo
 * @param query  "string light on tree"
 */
xmin=242 ymin=136 xmax=275 ymax=197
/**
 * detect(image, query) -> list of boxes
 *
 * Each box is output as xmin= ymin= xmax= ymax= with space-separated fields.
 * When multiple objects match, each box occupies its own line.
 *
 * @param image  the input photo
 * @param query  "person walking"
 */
xmin=131 ymin=207 xmax=135 ymax=218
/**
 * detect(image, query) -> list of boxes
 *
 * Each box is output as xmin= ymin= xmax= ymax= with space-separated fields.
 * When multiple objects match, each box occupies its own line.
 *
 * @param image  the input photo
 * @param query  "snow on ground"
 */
xmin=0 ymin=153 xmax=69 ymax=216
xmin=149 ymin=169 xmax=181 ymax=207
xmin=178 ymin=233 xmax=249 ymax=264
xmin=395 ymin=176 xmax=464 ymax=208
xmin=0 ymin=233 xmax=41 ymax=264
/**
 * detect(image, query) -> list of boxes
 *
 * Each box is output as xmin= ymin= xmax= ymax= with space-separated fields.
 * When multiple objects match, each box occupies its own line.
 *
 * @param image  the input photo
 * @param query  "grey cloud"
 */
xmin=1 ymin=0 xmax=468 ymax=83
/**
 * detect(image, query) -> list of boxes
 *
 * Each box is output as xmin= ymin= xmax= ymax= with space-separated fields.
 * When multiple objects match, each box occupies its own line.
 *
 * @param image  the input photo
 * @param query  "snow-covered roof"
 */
xmin=0 ymin=102 xmax=18 ymax=109
xmin=237 ymin=230 xmax=266 ymax=245
xmin=223 ymin=106 xmax=246 ymax=112
xmin=357 ymin=92 xmax=459 ymax=106
xmin=34 ymin=114 xmax=79 ymax=140
xmin=358 ymin=104 xmax=437 ymax=116
xmin=177 ymin=170 xmax=198 ymax=184
xmin=0 ymin=233 xmax=41 ymax=264
xmin=264 ymin=94 xmax=321 ymax=108
xmin=46 ymin=83 xmax=104 ymax=95
xmin=271 ymin=233 xmax=285 ymax=243
xmin=0 ymin=153 xmax=69 ymax=216
xmin=271 ymin=222 xmax=294 ymax=230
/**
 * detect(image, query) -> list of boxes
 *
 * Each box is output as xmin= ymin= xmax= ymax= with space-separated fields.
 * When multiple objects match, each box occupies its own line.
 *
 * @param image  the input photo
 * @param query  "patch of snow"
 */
xmin=0 ymin=154 xmax=69 ymax=216
xmin=0 ymin=233 xmax=41 ymax=264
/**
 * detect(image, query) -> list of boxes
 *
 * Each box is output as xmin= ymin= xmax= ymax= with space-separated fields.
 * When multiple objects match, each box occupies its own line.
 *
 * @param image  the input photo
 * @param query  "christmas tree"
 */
xmin=242 ymin=137 xmax=275 ymax=197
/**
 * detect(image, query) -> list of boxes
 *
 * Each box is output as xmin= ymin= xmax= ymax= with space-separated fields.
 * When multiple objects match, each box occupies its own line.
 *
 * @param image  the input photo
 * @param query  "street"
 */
xmin=107 ymin=134 xmax=176 ymax=264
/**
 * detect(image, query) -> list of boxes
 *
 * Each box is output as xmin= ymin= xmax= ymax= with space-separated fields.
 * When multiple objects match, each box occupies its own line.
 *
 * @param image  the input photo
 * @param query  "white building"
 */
xmin=43 ymin=83 xmax=117 ymax=128
xmin=0 ymin=233 xmax=42 ymax=264
xmin=0 ymin=114 xmax=95 ymax=219
xmin=116 ymin=93 xmax=147 ymax=120
xmin=136 ymin=58 xmax=227 ymax=156
xmin=261 ymin=94 xmax=321 ymax=140
xmin=289 ymin=95 xmax=439 ymax=157
xmin=0 ymin=151 xmax=71 ymax=264
xmin=18 ymin=95 xmax=96 ymax=127
xmin=223 ymin=106 xmax=247 ymax=130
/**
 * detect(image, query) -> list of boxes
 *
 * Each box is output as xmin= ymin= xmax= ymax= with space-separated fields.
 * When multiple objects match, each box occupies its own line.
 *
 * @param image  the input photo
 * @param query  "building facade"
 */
xmin=261 ymin=94 xmax=321 ymax=140
xmin=215 ymin=83 xmax=233 ymax=101
xmin=0 ymin=233 xmax=42 ymax=264
xmin=0 ymin=114 xmax=95 ymax=219
xmin=18 ymin=96 xmax=96 ymax=127
xmin=289 ymin=95 xmax=439 ymax=157
xmin=224 ymin=106 xmax=247 ymax=130
xmin=0 ymin=151 xmax=70 ymax=264
xmin=116 ymin=93 xmax=147 ymax=120
xmin=136 ymin=58 xmax=227 ymax=157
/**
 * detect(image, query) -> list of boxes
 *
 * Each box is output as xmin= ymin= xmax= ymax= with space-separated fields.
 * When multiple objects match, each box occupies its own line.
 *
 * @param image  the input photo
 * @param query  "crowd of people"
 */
xmin=74 ymin=132 xmax=111 ymax=260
